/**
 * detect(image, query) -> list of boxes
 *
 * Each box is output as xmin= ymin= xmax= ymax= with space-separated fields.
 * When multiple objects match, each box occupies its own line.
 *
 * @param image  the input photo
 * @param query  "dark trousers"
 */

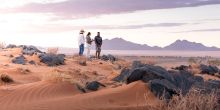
xmin=79 ymin=44 xmax=84 ymax=56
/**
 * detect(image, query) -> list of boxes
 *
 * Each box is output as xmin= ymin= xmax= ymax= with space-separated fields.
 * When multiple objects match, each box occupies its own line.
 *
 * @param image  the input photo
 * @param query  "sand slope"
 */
xmin=0 ymin=48 xmax=160 ymax=110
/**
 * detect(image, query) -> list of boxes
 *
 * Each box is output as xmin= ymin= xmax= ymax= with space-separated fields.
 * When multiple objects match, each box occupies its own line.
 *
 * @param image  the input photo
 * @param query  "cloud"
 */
xmin=22 ymin=23 xmax=188 ymax=33
xmin=2 ymin=0 xmax=220 ymax=19
xmin=173 ymin=28 xmax=220 ymax=33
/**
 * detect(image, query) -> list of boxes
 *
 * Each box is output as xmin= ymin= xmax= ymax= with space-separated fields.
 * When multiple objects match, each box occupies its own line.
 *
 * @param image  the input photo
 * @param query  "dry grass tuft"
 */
xmin=208 ymin=59 xmax=220 ymax=66
xmin=0 ymin=73 xmax=14 ymax=83
xmin=47 ymin=47 xmax=59 ymax=54
xmin=43 ymin=72 xmax=84 ymax=87
xmin=190 ymin=63 xmax=201 ymax=74
xmin=148 ymin=89 xmax=220 ymax=110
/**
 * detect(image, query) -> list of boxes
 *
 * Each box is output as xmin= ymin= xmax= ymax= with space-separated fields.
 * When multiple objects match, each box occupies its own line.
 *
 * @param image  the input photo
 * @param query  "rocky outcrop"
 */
xmin=21 ymin=45 xmax=42 ymax=56
xmin=6 ymin=44 xmax=17 ymax=48
xmin=113 ymin=68 xmax=130 ymax=82
xmin=101 ymin=54 xmax=117 ymax=62
xmin=12 ymin=55 xmax=26 ymax=65
xmin=39 ymin=53 xmax=65 ymax=66
xmin=200 ymin=64 xmax=219 ymax=75
xmin=113 ymin=61 xmax=220 ymax=100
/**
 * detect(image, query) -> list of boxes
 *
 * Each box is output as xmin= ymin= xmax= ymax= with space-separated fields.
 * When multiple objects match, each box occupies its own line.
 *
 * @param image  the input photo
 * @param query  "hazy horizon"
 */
xmin=0 ymin=0 xmax=220 ymax=48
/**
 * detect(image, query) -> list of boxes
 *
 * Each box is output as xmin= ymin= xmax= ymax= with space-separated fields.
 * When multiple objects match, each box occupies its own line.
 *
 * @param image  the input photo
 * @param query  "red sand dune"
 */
xmin=0 ymin=48 xmax=161 ymax=110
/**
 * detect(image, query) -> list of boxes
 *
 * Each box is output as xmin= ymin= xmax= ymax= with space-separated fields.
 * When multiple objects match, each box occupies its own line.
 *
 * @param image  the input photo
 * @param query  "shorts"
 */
xmin=96 ymin=45 xmax=101 ymax=52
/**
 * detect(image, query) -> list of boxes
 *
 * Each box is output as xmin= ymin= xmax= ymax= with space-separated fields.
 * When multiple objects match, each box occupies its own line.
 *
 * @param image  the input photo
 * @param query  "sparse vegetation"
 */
xmin=0 ymin=73 xmax=14 ymax=83
xmin=147 ymin=89 xmax=220 ymax=110
xmin=43 ymin=72 xmax=84 ymax=86
xmin=189 ymin=63 xmax=201 ymax=74
xmin=208 ymin=59 xmax=220 ymax=66
xmin=47 ymin=47 xmax=59 ymax=54
xmin=188 ymin=57 xmax=201 ymax=65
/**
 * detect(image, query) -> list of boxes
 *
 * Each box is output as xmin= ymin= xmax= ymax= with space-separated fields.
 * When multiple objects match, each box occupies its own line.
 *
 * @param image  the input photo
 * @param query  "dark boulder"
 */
xmin=172 ymin=65 xmax=189 ymax=71
xmin=200 ymin=64 xmax=219 ymax=75
xmin=206 ymin=80 xmax=220 ymax=90
xmin=6 ymin=44 xmax=17 ymax=48
xmin=101 ymin=54 xmax=116 ymax=62
xmin=132 ymin=61 xmax=145 ymax=69
xmin=113 ymin=68 xmax=130 ymax=82
xmin=86 ymin=81 xmax=106 ymax=91
xmin=127 ymin=65 xmax=174 ymax=84
xmin=12 ymin=55 xmax=26 ymax=65
xmin=39 ymin=53 xmax=65 ymax=66
xmin=21 ymin=45 xmax=42 ymax=56
xmin=149 ymin=79 xmax=178 ymax=100
xmin=169 ymin=71 xmax=191 ymax=94
xmin=29 ymin=60 xmax=36 ymax=65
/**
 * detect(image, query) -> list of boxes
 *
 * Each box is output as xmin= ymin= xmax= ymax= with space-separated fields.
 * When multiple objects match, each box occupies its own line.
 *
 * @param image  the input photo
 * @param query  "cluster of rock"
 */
xmin=7 ymin=44 xmax=65 ymax=66
xmin=39 ymin=53 xmax=65 ymax=66
xmin=113 ymin=61 xmax=220 ymax=99
xmin=174 ymin=64 xmax=220 ymax=78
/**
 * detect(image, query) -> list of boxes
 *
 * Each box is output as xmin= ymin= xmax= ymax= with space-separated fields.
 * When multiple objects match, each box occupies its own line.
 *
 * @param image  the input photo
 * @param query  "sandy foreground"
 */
xmin=0 ymin=48 xmax=219 ymax=110
xmin=0 ymin=48 xmax=162 ymax=110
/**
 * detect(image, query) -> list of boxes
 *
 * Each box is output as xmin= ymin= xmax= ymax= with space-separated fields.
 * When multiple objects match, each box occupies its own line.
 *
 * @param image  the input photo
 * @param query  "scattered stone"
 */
xmin=39 ymin=53 xmax=65 ymax=66
xmin=21 ymin=45 xmax=42 ymax=56
xmin=12 ymin=55 xmax=26 ymax=65
xmin=79 ymin=60 xmax=87 ymax=66
xmin=6 ymin=44 xmax=17 ymax=48
xmin=86 ymin=81 xmax=106 ymax=91
xmin=29 ymin=60 xmax=36 ymax=65
xmin=101 ymin=54 xmax=116 ymax=62
xmin=172 ymin=65 xmax=189 ymax=71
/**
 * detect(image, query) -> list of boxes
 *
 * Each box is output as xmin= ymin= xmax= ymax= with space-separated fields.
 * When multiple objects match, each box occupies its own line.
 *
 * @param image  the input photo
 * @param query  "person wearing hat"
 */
xmin=78 ymin=29 xmax=85 ymax=56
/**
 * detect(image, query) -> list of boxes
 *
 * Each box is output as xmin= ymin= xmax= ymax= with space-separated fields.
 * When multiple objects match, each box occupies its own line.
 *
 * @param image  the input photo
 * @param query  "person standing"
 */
xmin=78 ymin=29 xmax=85 ymax=56
xmin=86 ymin=32 xmax=93 ymax=59
xmin=94 ymin=32 xmax=102 ymax=59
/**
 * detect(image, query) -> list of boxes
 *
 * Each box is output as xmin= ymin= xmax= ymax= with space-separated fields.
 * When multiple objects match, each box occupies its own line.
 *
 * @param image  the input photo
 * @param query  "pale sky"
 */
xmin=0 ymin=0 xmax=220 ymax=48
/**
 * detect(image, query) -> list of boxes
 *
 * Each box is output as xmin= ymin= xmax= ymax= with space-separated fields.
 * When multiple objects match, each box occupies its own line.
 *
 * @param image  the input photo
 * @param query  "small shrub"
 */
xmin=147 ymin=89 xmax=220 ymax=110
xmin=188 ymin=57 xmax=201 ymax=65
xmin=0 ymin=73 xmax=14 ymax=83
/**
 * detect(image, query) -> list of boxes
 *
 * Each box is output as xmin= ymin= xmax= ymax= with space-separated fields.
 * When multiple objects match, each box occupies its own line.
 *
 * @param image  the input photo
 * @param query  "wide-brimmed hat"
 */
xmin=80 ymin=29 xmax=85 ymax=33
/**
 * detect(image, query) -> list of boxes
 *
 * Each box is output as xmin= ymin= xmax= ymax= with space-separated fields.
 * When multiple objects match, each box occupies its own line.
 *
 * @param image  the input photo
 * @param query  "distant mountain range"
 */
xmin=101 ymin=38 xmax=220 ymax=51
